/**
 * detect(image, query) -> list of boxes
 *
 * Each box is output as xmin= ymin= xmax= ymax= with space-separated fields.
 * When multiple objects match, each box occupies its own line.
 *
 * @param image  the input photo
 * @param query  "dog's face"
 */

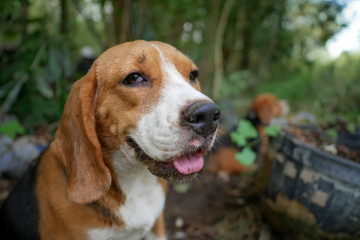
xmin=57 ymin=41 xmax=219 ymax=203
xmin=93 ymin=41 xmax=219 ymax=181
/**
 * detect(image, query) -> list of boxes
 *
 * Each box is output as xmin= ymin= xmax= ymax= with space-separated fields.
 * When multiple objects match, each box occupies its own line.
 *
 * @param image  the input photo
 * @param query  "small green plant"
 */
xmin=231 ymin=120 xmax=280 ymax=167
xmin=325 ymin=128 xmax=338 ymax=140
xmin=0 ymin=120 xmax=25 ymax=139
xmin=265 ymin=124 xmax=281 ymax=137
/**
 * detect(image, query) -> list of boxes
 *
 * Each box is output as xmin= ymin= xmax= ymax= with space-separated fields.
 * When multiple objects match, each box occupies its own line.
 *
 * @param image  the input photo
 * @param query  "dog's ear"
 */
xmin=56 ymin=67 xmax=111 ymax=204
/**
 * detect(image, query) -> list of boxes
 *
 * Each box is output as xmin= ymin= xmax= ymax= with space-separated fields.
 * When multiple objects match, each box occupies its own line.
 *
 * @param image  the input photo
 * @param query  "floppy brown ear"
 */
xmin=56 ymin=67 xmax=111 ymax=204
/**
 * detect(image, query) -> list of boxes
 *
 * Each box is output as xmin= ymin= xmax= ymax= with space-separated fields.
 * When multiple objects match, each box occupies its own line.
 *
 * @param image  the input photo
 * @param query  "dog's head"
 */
xmin=55 ymin=40 xmax=220 ymax=203
xmin=247 ymin=93 xmax=289 ymax=126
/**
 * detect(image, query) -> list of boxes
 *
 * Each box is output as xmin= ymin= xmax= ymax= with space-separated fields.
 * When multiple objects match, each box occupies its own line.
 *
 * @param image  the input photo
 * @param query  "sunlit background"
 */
xmin=326 ymin=0 xmax=360 ymax=57
xmin=0 ymin=0 xmax=359 ymax=132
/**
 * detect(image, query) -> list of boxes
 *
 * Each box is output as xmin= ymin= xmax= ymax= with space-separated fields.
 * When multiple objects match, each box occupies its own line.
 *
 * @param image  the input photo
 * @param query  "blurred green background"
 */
xmin=0 ymin=0 xmax=359 ymax=134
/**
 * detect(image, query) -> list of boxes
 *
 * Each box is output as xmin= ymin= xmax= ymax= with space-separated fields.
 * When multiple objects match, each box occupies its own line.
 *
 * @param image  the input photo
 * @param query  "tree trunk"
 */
xmin=60 ymin=0 xmax=68 ymax=35
xmin=135 ymin=0 xmax=147 ymax=39
xmin=112 ymin=0 xmax=123 ymax=43
xmin=199 ymin=0 xmax=220 ymax=95
xmin=120 ymin=0 xmax=131 ymax=42
xmin=112 ymin=0 xmax=131 ymax=43
xmin=240 ymin=5 xmax=251 ymax=70
xmin=212 ymin=0 xmax=234 ymax=99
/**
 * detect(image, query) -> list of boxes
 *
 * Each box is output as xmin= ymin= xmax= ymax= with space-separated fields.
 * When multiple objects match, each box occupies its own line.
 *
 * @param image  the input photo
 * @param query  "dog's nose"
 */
xmin=183 ymin=102 xmax=220 ymax=137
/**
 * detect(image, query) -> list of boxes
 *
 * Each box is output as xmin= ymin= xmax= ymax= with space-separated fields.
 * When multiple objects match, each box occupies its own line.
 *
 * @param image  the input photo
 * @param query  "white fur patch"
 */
xmin=131 ymin=43 xmax=212 ymax=161
xmin=87 ymin=145 xmax=165 ymax=240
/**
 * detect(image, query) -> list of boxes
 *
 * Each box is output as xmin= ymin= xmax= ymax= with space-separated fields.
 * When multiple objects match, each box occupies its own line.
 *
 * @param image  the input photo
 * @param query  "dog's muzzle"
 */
xmin=126 ymin=101 xmax=220 ymax=181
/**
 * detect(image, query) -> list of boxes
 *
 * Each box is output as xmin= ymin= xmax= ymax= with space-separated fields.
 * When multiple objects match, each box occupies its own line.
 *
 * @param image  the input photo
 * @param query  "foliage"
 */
xmin=220 ymin=70 xmax=257 ymax=98
xmin=173 ymin=183 xmax=191 ymax=194
xmin=258 ymin=51 xmax=360 ymax=124
xmin=235 ymin=147 xmax=257 ymax=167
xmin=231 ymin=120 xmax=258 ymax=147
xmin=0 ymin=0 xmax=357 ymax=136
xmin=0 ymin=0 xmax=72 ymax=131
xmin=231 ymin=120 xmax=280 ymax=167
xmin=265 ymin=124 xmax=281 ymax=138
xmin=0 ymin=120 xmax=25 ymax=139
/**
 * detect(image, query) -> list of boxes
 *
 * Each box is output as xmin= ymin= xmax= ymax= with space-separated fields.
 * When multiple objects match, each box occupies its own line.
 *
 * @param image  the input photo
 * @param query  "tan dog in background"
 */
xmin=207 ymin=93 xmax=288 ymax=177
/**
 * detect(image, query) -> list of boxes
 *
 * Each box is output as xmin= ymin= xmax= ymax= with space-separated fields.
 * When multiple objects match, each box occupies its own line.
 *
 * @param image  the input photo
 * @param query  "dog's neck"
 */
xmin=111 ymin=143 xmax=163 ymax=202
xmin=100 ymin=143 xmax=165 ymax=238
xmin=111 ymin=144 xmax=148 ymax=179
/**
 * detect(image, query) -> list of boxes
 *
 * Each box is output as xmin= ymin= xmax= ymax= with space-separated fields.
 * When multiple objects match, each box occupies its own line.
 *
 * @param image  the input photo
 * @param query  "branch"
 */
xmin=0 ymin=44 xmax=45 ymax=118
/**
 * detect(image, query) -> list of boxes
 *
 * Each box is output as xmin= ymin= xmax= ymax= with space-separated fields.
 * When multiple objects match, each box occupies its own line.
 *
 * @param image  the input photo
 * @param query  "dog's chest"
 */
xmin=87 ymin=165 xmax=165 ymax=240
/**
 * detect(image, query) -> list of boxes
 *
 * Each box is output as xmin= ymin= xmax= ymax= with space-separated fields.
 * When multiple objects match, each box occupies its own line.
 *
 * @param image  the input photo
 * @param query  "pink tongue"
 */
xmin=173 ymin=152 xmax=204 ymax=175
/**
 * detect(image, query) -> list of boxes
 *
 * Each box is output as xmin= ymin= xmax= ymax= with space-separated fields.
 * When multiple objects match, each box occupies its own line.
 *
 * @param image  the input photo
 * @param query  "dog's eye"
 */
xmin=122 ymin=72 xmax=145 ymax=85
xmin=189 ymin=70 xmax=198 ymax=84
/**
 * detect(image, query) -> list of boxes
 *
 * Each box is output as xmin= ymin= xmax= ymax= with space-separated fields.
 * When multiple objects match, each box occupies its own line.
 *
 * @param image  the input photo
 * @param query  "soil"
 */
xmin=0 ymin=171 xmax=279 ymax=240
xmin=164 ymin=171 xmax=279 ymax=240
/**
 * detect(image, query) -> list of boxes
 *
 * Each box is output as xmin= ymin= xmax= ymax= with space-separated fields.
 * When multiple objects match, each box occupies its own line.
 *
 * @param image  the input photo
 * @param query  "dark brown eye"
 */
xmin=122 ymin=72 xmax=145 ymax=85
xmin=189 ymin=70 xmax=198 ymax=83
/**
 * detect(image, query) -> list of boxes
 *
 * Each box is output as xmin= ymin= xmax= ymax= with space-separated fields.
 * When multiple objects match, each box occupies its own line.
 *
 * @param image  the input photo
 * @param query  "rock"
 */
xmin=175 ymin=217 xmax=184 ymax=228
xmin=174 ymin=231 xmax=187 ymax=239
xmin=0 ymin=135 xmax=13 ymax=155
xmin=0 ymin=135 xmax=48 ymax=178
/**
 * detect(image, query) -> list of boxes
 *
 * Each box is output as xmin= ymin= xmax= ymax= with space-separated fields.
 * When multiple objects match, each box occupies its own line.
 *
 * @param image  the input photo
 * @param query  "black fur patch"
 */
xmin=0 ymin=157 xmax=40 ymax=240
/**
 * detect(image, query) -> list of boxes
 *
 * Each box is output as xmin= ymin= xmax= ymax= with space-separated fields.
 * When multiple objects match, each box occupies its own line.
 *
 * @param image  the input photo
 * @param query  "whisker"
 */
xmin=193 ymin=173 xmax=200 ymax=183
xmin=214 ymin=137 xmax=223 ymax=144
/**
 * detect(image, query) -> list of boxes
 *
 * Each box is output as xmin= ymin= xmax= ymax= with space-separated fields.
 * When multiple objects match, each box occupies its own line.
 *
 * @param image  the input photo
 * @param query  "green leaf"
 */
xmin=0 ymin=81 xmax=14 ymax=99
xmin=235 ymin=147 xmax=257 ymax=166
xmin=47 ymin=46 xmax=61 ymax=82
xmin=265 ymin=124 xmax=281 ymax=137
xmin=326 ymin=129 xmax=337 ymax=140
xmin=174 ymin=183 xmax=191 ymax=194
xmin=346 ymin=123 xmax=356 ymax=134
xmin=237 ymin=120 xmax=258 ymax=139
xmin=0 ymin=120 xmax=25 ymax=139
xmin=36 ymin=76 xmax=54 ymax=99
xmin=231 ymin=120 xmax=258 ymax=147
xmin=230 ymin=132 xmax=247 ymax=146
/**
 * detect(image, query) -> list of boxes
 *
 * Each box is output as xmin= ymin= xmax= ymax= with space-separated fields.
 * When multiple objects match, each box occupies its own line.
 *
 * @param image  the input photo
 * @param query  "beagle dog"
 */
xmin=0 ymin=40 xmax=220 ymax=240
xmin=207 ymin=93 xmax=287 ymax=177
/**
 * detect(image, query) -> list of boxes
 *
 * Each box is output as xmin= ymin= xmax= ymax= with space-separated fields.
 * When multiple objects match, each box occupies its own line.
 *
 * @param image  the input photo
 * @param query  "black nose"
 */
xmin=183 ymin=102 xmax=220 ymax=137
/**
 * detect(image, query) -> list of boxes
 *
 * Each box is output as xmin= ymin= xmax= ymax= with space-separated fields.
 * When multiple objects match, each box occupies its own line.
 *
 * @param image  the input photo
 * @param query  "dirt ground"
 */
xmin=164 ymin=171 xmax=279 ymax=240
xmin=0 ymin=170 xmax=279 ymax=240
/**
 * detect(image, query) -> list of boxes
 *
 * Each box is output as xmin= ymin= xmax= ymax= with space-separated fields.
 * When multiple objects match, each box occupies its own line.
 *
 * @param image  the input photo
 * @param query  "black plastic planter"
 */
xmin=262 ymin=131 xmax=360 ymax=239
xmin=338 ymin=131 xmax=360 ymax=154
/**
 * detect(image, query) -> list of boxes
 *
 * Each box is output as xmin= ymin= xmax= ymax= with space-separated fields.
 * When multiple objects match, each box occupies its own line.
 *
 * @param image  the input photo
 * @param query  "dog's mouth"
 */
xmin=126 ymin=136 xmax=206 ymax=181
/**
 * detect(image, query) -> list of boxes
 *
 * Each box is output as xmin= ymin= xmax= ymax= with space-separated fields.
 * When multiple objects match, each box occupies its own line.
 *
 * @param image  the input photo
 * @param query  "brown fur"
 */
xmin=35 ymin=40 xmax=200 ymax=239
xmin=207 ymin=147 xmax=248 ymax=174
xmin=250 ymin=93 xmax=283 ymax=127
xmin=251 ymin=93 xmax=284 ymax=154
